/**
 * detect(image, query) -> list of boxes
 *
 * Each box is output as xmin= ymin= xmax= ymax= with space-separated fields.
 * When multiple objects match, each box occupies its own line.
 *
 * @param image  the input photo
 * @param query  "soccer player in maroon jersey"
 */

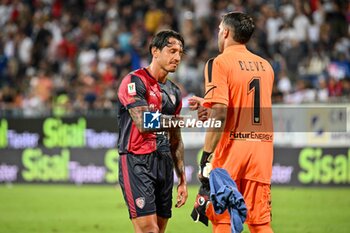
xmin=117 ymin=30 xmax=187 ymax=233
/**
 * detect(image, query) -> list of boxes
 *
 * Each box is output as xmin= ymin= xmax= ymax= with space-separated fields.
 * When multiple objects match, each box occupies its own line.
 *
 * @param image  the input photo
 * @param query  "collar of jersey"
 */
xmin=143 ymin=67 xmax=169 ymax=85
xmin=223 ymin=44 xmax=247 ymax=54
xmin=143 ymin=67 xmax=159 ymax=83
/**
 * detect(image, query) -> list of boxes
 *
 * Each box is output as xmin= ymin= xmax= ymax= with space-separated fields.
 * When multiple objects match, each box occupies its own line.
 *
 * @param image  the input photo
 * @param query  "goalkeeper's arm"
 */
xmin=199 ymin=103 xmax=227 ymax=181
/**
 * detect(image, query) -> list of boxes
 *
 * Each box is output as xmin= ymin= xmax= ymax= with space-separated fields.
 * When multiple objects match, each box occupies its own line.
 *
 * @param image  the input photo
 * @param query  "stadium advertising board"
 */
xmin=0 ymin=117 xmax=118 ymax=149
xmin=0 ymin=116 xmax=349 ymax=186
xmin=1 ymin=146 xmax=350 ymax=186
xmin=0 ymin=147 xmax=197 ymax=185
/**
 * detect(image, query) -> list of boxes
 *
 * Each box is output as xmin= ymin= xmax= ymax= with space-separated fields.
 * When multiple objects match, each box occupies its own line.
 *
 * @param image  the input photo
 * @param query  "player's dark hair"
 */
xmin=149 ymin=30 xmax=185 ymax=55
xmin=222 ymin=12 xmax=255 ymax=44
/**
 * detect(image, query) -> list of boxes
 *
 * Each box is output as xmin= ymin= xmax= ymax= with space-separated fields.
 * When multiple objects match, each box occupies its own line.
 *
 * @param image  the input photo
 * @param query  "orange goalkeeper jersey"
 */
xmin=203 ymin=44 xmax=274 ymax=184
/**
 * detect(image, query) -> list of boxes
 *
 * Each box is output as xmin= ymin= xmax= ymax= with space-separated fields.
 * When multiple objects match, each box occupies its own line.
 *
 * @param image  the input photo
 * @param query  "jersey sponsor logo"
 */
xmin=143 ymin=110 xmax=161 ymax=129
xmin=127 ymin=83 xmax=136 ymax=96
xmin=135 ymin=197 xmax=145 ymax=209
xmin=150 ymin=91 xmax=156 ymax=97
xmin=229 ymin=131 xmax=273 ymax=142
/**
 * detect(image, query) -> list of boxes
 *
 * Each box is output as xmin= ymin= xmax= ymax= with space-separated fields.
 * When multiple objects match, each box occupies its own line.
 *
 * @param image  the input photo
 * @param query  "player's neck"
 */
xmin=223 ymin=40 xmax=242 ymax=51
xmin=146 ymin=63 xmax=168 ymax=83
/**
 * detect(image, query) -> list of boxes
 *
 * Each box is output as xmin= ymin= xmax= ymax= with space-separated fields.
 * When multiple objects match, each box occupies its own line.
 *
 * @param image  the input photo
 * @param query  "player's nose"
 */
xmin=174 ymin=52 xmax=181 ymax=62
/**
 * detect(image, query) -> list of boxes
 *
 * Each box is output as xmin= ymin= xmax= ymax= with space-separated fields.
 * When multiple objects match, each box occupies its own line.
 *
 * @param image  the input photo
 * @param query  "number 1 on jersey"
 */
xmin=248 ymin=77 xmax=261 ymax=125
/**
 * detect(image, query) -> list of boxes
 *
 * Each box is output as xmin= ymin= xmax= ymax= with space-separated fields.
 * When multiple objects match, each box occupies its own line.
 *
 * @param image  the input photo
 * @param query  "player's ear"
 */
xmin=151 ymin=47 xmax=160 ymax=58
xmin=223 ymin=28 xmax=230 ymax=39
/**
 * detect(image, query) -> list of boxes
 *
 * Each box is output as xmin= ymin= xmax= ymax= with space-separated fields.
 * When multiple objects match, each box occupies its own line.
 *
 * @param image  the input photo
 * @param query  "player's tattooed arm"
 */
xmin=169 ymin=127 xmax=188 ymax=208
xmin=129 ymin=106 xmax=181 ymax=133
xmin=169 ymin=127 xmax=186 ymax=181
xmin=128 ymin=105 xmax=149 ymax=133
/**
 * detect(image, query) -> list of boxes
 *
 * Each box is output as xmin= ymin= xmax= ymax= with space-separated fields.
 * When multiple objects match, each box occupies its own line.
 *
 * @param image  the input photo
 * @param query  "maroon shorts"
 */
xmin=119 ymin=150 xmax=174 ymax=219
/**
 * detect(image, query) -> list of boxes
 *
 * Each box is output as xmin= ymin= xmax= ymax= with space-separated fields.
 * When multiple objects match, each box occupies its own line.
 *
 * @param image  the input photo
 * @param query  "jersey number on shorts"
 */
xmin=248 ymin=77 xmax=261 ymax=125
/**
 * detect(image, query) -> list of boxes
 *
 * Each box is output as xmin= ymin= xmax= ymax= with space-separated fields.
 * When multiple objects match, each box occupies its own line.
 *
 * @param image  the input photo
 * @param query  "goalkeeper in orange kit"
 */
xmin=190 ymin=12 xmax=274 ymax=233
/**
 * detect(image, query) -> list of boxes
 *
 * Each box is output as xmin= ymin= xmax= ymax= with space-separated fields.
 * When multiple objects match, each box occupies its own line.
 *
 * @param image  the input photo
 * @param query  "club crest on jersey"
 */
xmin=135 ymin=197 xmax=145 ymax=209
xmin=170 ymin=94 xmax=176 ymax=105
xmin=127 ymin=83 xmax=136 ymax=96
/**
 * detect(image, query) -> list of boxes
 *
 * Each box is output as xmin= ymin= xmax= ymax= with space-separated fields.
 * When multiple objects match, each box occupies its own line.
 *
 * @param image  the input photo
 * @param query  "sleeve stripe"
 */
xmin=204 ymin=86 xmax=217 ymax=97
xmin=207 ymin=58 xmax=214 ymax=83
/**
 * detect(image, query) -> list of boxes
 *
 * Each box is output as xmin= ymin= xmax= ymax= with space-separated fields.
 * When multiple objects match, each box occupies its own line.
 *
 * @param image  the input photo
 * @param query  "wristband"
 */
xmin=200 ymin=151 xmax=213 ymax=167
xmin=199 ymin=151 xmax=213 ymax=179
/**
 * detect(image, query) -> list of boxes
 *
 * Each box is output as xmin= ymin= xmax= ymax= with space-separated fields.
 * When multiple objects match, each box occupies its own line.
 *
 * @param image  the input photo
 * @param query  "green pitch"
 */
xmin=1 ymin=185 xmax=350 ymax=233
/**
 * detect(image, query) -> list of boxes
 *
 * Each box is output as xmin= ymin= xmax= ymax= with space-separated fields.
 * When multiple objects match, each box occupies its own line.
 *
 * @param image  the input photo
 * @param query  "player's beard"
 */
xmin=165 ymin=63 xmax=178 ymax=73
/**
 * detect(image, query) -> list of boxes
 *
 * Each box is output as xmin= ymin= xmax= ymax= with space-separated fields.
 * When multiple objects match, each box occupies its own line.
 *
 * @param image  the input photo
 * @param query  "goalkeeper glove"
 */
xmin=190 ymin=183 xmax=210 ymax=226
xmin=199 ymin=151 xmax=213 ymax=184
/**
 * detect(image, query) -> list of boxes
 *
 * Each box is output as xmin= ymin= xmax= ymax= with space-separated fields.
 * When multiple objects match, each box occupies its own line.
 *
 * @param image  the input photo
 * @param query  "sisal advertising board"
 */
xmin=0 ymin=117 xmax=118 ymax=149
xmin=1 ymin=147 xmax=350 ymax=186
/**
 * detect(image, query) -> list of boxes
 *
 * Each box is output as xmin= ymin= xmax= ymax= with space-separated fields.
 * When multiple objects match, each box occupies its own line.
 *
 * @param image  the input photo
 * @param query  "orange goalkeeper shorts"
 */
xmin=206 ymin=179 xmax=272 ymax=225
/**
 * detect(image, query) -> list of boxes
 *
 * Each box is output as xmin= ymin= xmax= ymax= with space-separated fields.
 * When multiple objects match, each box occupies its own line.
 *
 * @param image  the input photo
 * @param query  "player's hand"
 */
xmin=188 ymin=95 xmax=204 ymax=110
xmin=191 ymin=183 xmax=210 ymax=226
xmin=175 ymin=182 xmax=188 ymax=208
xmin=197 ymin=106 xmax=209 ymax=122
xmin=188 ymin=96 xmax=209 ymax=121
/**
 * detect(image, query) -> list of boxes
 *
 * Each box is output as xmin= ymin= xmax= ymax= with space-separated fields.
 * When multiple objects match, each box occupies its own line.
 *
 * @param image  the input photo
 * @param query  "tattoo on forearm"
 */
xmin=129 ymin=107 xmax=182 ymax=133
xmin=129 ymin=106 xmax=148 ymax=132
xmin=170 ymin=128 xmax=185 ymax=179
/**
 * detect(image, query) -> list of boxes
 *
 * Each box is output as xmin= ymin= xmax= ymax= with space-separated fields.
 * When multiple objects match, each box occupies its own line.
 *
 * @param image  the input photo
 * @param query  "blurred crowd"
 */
xmin=0 ymin=0 xmax=349 ymax=117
